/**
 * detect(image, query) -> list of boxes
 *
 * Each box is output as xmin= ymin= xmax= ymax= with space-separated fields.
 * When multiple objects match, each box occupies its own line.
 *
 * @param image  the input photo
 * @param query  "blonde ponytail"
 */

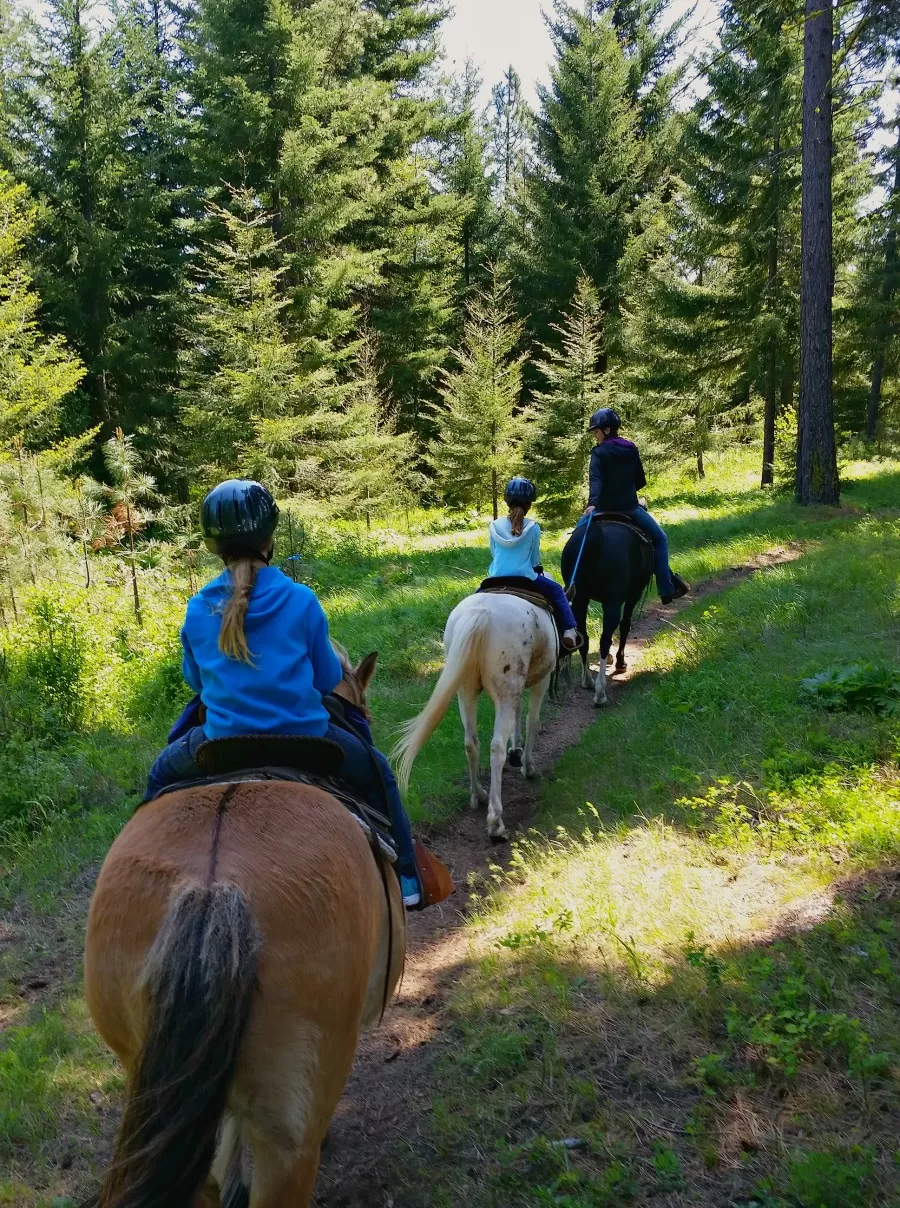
xmin=219 ymin=557 xmax=258 ymax=663
xmin=508 ymin=505 xmax=526 ymax=537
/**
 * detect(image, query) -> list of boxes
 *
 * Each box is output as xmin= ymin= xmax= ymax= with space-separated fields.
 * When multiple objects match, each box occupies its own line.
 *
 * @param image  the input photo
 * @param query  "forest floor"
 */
xmin=1 ymin=454 xmax=899 ymax=1207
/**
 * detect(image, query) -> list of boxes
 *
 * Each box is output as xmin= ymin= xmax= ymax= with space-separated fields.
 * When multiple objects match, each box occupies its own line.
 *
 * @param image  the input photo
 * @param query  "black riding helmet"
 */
xmin=504 ymin=477 xmax=537 ymax=509
xmin=588 ymin=407 xmax=621 ymax=433
xmin=200 ymin=479 xmax=280 ymax=559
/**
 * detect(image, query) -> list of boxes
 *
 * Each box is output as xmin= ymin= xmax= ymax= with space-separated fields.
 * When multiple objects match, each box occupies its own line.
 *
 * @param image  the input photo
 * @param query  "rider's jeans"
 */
xmin=622 ymin=507 xmax=675 ymax=599
xmin=531 ymin=573 xmax=578 ymax=631
xmin=144 ymin=722 xmax=417 ymax=881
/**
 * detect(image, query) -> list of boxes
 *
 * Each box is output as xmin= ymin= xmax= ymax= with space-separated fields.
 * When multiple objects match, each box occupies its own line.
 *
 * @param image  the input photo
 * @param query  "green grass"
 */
xmin=1 ymin=449 xmax=900 ymax=1205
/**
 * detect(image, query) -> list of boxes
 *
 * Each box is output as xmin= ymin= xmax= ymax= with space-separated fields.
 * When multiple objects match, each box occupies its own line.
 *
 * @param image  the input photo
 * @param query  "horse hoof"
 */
xmin=508 ymin=748 xmax=523 ymax=768
xmin=524 ymin=766 xmax=538 ymax=781
xmin=613 ymin=662 xmax=627 ymax=676
xmin=593 ymin=697 xmax=608 ymax=708
xmin=606 ymin=654 xmax=614 ymax=666
xmin=489 ymin=832 xmax=508 ymax=845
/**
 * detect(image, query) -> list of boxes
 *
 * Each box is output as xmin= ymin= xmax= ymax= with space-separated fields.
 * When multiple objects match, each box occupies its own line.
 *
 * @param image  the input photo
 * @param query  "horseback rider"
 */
xmin=145 ymin=479 xmax=425 ymax=907
xmin=583 ymin=409 xmax=690 ymax=605
xmin=488 ymin=477 xmax=581 ymax=650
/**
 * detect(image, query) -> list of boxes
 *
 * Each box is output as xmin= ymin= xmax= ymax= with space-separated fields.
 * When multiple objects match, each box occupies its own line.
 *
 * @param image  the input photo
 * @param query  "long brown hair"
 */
xmin=219 ymin=557 xmax=259 ymax=663
xmin=508 ymin=505 xmax=526 ymax=536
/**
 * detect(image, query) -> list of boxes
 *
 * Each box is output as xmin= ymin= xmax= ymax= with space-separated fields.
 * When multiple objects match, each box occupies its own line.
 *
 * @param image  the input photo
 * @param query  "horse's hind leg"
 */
xmin=595 ymin=600 xmax=624 ymax=706
xmin=245 ymin=1137 xmax=320 ymax=1207
xmin=615 ymin=601 xmax=637 ymax=675
xmin=487 ymin=697 xmax=517 ymax=842
xmin=458 ymin=685 xmax=487 ymax=808
xmin=508 ymin=699 xmax=524 ymax=768
xmin=523 ymin=675 xmax=550 ymax=781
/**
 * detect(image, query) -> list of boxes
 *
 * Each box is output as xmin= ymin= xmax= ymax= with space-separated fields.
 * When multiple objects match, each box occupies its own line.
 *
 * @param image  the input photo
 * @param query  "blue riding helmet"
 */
xmin=588 ymin=408 xmax=621 ymax=432
xmin=201 ymin=479 xmax=280 ymax=558
xmin=504 ymin=477 xmax=537 ymax=508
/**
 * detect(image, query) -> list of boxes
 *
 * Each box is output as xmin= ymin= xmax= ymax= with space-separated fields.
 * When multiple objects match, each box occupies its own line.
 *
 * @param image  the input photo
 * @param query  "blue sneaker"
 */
xmin=400 ymin=874 xmax=421 ymax=908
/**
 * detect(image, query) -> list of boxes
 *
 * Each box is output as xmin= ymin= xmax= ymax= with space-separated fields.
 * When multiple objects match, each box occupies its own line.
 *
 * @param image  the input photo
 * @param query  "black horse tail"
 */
xmin=97 ymin=882 xmax=260 ymax=1208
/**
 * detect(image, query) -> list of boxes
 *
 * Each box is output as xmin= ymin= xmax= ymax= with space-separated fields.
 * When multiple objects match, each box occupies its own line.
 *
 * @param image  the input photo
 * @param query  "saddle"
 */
xmin=142 ymin=734 xmax=395 ymax=856
xmin=591 ymin=512 xmax=653 ymax=547
xmin=477 ymin=576 xmax=554 ymax=613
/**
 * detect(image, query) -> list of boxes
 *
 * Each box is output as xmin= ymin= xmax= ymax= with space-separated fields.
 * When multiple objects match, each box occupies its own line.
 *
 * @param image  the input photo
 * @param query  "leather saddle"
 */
xmin=591 ymin=512 xmax=653 ymax=547
xmin=143 ymin=734 xmax=393 ymax=839
xmin=477 ymin=575 xmax=554 ymax=613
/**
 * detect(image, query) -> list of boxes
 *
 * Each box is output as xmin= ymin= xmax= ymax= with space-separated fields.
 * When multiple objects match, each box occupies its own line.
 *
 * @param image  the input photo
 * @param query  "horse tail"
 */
xmin=392 ymin=606 xmax=491 ymax=790
xmin=97 ymin=883 xmax=260 ymax=1208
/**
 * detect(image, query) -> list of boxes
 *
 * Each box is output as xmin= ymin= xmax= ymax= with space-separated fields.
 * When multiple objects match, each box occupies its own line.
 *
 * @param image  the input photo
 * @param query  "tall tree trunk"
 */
xmin=865 ymin=121 xmax=900 ymax=442
xmin=761 ymin=131 xmax=781 ymax=489
xmin=797 ymin=0 xmax=839 ymax=505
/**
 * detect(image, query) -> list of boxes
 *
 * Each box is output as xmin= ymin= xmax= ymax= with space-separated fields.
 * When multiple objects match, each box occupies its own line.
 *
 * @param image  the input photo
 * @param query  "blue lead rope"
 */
xmin=565 ymin=515 xmax=593 ymax=602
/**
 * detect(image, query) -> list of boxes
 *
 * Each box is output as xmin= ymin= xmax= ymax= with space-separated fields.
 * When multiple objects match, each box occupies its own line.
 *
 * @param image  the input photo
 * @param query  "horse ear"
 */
xmin=355 ymin=651 xmax=378 ymax=693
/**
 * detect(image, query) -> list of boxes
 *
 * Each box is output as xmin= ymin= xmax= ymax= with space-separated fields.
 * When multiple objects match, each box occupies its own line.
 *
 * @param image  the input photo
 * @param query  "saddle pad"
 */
xmin=195 ymin=734 xmax=344 ymax=778
xmin=477 ymin=576 xmax=554 ymax=613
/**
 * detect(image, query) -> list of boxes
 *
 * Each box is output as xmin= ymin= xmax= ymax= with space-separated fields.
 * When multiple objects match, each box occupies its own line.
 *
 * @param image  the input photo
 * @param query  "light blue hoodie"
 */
xmin=487 ymin=516 xmax=541 ymax=580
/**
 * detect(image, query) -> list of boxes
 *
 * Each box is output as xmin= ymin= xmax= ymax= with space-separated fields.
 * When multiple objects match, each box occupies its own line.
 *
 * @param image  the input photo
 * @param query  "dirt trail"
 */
xmin=314 ymin=543 xmax=802 ymax=1206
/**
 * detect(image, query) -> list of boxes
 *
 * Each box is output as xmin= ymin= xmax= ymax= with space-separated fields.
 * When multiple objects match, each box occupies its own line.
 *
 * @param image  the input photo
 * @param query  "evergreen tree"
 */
xmin=679 ymin=0 xmax=803 ymax=485
xmin=861 ymin=116 xmax=900 ymax=439
xmin=526 ymin=274 xmax=604 ymax=522
xmin=438 ymin=61 xmax=498 ymax=309
xmin=0 ymin=171 xmax=86 ymax=451
xmin=335 ymin=324 xmax=421 ymax=528
xmin=512 ymin=2 xmax=650 ymax=360
xmin=429 ymin=267 xmax=526 ymax=517
xmin=177 ymin=190 xmax=350 ymax=494
xmin=797 ymin=0 xmax=839 ymax=505
xmin=488 ymin=65 xmax=532 ymax=204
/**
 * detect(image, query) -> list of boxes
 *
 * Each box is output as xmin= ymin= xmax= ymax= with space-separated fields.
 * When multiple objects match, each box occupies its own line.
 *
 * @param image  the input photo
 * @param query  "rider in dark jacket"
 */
xmin=583 ymin=409 xmax=689 ymax=605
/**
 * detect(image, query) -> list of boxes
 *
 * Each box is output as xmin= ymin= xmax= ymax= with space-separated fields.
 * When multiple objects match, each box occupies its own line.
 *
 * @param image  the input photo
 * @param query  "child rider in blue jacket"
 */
xmin=145 ymin=479 xmax=423 ymax=907
xmin=488 ymin=477 xmax=580 ymax=649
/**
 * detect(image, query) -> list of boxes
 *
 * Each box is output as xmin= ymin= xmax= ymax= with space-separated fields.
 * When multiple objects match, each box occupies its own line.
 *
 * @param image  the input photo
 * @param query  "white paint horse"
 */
xmin=393 ymin=592 xmax=557 ymax=842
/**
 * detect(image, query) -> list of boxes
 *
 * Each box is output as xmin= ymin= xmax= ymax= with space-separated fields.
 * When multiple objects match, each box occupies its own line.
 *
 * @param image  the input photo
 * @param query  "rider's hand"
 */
xmin=638 ymin=497 xmax=648 ymax=510
xmin=584 ymin=505 xmax=596 ymax=516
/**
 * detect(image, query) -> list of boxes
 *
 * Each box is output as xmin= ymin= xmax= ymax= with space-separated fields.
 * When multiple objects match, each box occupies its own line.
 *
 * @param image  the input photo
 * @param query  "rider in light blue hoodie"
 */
xmin=487 ymin=478 xmax=580 ymax=650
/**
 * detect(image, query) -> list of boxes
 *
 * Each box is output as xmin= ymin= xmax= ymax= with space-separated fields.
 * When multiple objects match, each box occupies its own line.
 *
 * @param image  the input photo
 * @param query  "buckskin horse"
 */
xmin=561 ymin=517 xmax=653 ymax=706
xmin=82 ymin=650 xmax=405 ymax=1208
xmin=393 ymin=590 xmax=557 ymax=843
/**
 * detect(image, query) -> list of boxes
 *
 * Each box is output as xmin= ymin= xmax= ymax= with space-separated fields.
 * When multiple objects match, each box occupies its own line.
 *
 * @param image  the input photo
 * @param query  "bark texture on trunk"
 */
xmin=797 ymin=0 xmax=839 ymax=506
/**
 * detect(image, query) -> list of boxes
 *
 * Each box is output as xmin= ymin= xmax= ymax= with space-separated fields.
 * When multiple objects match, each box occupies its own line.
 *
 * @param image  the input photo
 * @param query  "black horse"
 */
xmin=561 ymin=517 xmax=653 ymax=705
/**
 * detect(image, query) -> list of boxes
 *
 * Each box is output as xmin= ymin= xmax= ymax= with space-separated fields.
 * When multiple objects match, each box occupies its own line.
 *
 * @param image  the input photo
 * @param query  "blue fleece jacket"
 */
xmin=181 ymin=566 xmax=343 ymax=739
xmin=487 ymin=516 xmax=541 ymax=579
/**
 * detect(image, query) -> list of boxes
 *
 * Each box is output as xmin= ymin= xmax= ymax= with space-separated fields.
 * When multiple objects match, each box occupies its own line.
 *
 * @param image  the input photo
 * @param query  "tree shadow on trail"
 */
xmin=316 ymin=864 xmax=900 ymax=1208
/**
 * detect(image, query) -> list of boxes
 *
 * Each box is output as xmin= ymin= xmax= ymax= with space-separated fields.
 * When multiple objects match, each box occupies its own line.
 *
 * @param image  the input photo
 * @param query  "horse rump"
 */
xmin=95 ymin=882 xmax=260 ymax=1208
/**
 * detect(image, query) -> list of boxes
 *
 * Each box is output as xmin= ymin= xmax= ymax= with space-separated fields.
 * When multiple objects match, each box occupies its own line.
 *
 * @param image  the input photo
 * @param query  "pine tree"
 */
xmin=488 ymin=66 xmax=532 ymax=204
xmin=97 ymin=427 xmax=156 ymax=622
xmin=679 ymin=0 xmax=804 ymax=486
xmin=177 ymin=190 xmax=350 ymax=494
xmin=334 ymin=325 xmax=421 ymax=529
xmin=797 ymin=0 xmax=839 ymax=505
xmin=526 ymin=275 xmax=604 ymax=522
xmin=861 ymin=117 xmax=900 ymax=439
xmin=438 ymin=61 xmax=498 ymax=310
xmin=0 ymin=171 xmax=86 ymax=451
xmin=512 ymin=2 xmax=650 ymax=360
xmin=429 ymin=267 xmax=526 ymax=517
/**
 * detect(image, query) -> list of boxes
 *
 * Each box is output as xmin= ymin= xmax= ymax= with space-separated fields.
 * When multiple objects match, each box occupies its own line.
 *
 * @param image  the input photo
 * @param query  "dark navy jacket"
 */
xmin=588 ymin=438 xmax=647 ymax=512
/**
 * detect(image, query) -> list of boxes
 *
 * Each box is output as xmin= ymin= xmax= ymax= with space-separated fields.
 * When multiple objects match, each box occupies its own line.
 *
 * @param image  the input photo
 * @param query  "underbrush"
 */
xmin=1 ymin=452 xmax=900 ymax=1205
xmin=390 ymin=514 xmax=900 ymax=1207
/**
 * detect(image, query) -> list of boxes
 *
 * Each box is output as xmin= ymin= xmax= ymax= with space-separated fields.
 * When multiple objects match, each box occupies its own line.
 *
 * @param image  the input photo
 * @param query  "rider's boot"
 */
xmin=661 ymin=573 xmax=690 ymax=605
xmin=562 ymin=628 xmax=580 ymax=650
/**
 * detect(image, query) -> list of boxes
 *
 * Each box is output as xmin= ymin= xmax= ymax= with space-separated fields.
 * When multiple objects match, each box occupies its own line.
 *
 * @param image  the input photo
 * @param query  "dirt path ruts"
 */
xmin=313 ymin=544 xmax=803 ymax=1207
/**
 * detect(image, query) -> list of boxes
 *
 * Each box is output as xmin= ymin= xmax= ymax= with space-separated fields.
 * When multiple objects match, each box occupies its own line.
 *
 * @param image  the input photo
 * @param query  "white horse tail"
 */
xmin=392 ymin=606 xmax=491 ymax=791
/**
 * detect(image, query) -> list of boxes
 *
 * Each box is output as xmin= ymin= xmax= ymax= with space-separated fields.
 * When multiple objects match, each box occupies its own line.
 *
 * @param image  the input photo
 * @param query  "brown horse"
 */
xmin=83 ymin=650 xmax=405 ymax=1208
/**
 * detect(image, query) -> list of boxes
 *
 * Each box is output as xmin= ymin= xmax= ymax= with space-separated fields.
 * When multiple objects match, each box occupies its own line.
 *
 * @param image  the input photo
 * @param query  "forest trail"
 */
xmin=314 ymin=542 xmax=803 ymax=1206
